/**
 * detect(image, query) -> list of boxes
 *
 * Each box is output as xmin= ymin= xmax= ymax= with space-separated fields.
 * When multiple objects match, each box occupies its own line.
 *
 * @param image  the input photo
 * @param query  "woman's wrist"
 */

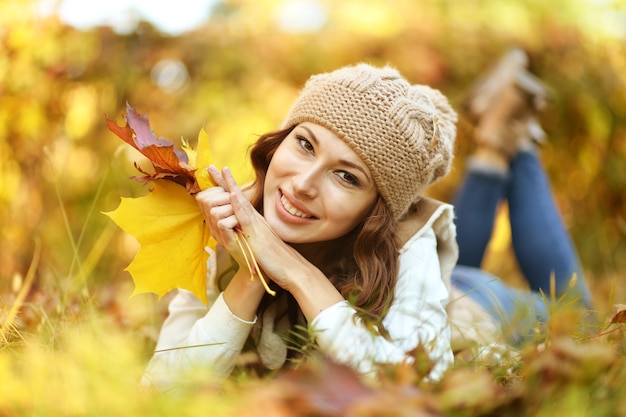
xmin=287 ymin=264 xmax=344 ymax=321
xmin=222 ymin=268 xmax=266 ymax=322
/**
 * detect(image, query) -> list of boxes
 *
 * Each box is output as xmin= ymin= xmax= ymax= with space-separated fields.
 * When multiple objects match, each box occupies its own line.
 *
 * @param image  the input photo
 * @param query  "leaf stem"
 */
xmin=233 ymin=232 xmax=254 ymax=278
xmin=234 ymin=230 xmax=276 ymax=296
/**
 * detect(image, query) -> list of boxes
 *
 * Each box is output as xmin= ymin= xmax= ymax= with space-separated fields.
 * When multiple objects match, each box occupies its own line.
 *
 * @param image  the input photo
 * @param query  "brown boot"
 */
xmin=463 ymin=48 xmax=549 ymax=160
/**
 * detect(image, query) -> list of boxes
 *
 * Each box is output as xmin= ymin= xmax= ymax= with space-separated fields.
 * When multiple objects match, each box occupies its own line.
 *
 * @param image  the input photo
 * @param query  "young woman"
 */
xmin=142 ymin=63 xmax=459 ymax=390
xmin=141 ymin=58 xmax=594 ymax=390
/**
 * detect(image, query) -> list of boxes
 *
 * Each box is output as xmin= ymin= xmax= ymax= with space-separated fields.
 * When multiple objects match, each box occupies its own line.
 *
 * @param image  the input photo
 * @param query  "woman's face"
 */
xmin=263 ymin=122 xmax=378 ymax=244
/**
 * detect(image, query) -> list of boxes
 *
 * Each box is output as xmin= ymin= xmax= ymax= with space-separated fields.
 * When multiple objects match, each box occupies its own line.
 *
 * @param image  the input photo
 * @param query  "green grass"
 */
xmin=1 ymin=265 xmax=625 ymax=417
xmin=1 ymin=173 xmax=624 ymax=417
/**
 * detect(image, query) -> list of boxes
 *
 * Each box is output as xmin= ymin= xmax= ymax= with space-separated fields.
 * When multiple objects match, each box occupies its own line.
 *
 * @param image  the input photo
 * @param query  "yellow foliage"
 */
xmin=194 ymin=127 xmax=216 ymax=191
xmin=105 ymin=180 xmax=214 ymax=304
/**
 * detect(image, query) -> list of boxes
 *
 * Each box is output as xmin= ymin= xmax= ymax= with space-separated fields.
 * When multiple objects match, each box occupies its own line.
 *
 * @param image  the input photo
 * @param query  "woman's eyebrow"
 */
xmin=300 ymin=125 xmax=372 ymax=183
xmin=338 ymin=159 xmax=372 ymax=183
xmin=300 ymin=125 xmax=319 ymax=146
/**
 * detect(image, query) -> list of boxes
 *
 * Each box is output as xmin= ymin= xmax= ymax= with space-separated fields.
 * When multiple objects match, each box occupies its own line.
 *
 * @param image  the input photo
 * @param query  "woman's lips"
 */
xmin=280 ymin=194 xmax=314 ymax=219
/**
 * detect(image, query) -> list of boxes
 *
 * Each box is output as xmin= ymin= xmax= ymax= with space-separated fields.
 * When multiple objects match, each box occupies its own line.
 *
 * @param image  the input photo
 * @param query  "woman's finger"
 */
xmin=209 ymin=204 xmax=234 ymax=223
xmin=216 ymin=215 xmax=239 ymax=232
xmin=222 ymin=167 xmax=248 ymax=207
xmin=221 ymin=166 xmax=239 ymax=191
xmin=207 ymin=165 xmax=228 ymax=190
xmin=222 ymin=167 xmax=256 ymax=222
xmin=195 ymin=187 xmax=228 ymax=219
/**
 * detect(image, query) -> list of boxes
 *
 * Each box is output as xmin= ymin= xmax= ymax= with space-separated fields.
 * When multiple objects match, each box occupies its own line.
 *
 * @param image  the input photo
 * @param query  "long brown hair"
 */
xmin=248 ymin=126 xmax=399 ymax=322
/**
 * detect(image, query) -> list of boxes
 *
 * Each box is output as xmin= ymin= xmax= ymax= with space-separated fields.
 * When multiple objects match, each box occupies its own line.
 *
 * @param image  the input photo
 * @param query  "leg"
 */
xmin=453 ymin=49 xmax=594 ymax=349
xmin=457 ymin=47 xmax=548 ymax=271
xmin=454 ymin=156 xmax=508 ymax=268
xmin=507 ymin=151 xmax=593 ymax=307
xmin=451 ymin=265 xmax=548 ymax=344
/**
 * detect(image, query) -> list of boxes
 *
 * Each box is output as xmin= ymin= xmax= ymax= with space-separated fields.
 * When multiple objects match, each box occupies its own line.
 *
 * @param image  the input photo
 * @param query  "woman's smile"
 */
xmin=279 ymin=192 xmax=315 ymax=220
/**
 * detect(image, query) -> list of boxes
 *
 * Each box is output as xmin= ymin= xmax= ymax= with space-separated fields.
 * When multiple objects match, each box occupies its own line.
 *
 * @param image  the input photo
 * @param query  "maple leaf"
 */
xmin=105 ymin=103 xmax=274 ymax=303
xmin=181 ymin=127 xmax=215 ymax=192
xmin=194 ymin=127 xmax=216 ymax=191
xmin=105 ymin=102 xmax=198 ymax=192
xmin=104 ymin=180 xmax=212 ymax=303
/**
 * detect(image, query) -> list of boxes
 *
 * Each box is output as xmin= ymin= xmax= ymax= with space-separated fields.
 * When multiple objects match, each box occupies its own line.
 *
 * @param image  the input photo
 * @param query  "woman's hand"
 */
xmin=196 ymin=166 xmax=267 ymax=321
xmin=214 ymin=166 xmax=305 ymax=292
xmin=197 ymin=165 xmax=294 ymax=291
xmin=195 ymin=166 xmax=251 ymax=270
xmin=208 ymin=166 xmax=344 ymax=320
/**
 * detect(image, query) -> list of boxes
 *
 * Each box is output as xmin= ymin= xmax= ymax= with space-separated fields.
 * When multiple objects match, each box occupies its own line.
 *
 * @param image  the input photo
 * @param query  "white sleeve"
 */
xmin=310 ymin=227 xmax=453 ymax=380
xmin=141 ymin=291 xmax=256 ymax=390
xmin=142 ymin=245 xmax=256 ymax=390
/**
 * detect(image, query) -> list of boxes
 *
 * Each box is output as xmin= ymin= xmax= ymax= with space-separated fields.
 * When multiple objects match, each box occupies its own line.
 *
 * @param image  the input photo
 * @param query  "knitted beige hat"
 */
xmin=281 ymin=63 xmax=457 ymax=220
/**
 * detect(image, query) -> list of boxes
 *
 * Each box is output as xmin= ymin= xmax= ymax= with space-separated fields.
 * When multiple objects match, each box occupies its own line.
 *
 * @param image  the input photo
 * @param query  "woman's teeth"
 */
xmin=281 ymin=195 xmax=313 ymax=218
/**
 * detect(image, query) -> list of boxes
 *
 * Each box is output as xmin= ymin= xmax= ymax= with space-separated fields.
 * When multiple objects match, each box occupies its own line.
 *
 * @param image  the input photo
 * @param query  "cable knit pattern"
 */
xmin=281 ymin=63 xmax=457 ymax=220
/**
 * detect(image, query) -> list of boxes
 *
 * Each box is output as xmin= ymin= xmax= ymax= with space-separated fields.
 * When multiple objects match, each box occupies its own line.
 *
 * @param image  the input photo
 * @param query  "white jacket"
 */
xmin=142 ymin=198 xmax=458 ymax=391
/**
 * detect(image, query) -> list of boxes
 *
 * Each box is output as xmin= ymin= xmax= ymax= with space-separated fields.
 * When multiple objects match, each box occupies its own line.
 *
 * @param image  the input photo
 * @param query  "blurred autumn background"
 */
xmin=2 ymin=0 xmax=626 ymax=415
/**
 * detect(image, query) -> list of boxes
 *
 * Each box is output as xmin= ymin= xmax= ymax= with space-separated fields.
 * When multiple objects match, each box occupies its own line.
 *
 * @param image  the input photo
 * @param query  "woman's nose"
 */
xmin=292 ymin=167 xmax=319 ymax=199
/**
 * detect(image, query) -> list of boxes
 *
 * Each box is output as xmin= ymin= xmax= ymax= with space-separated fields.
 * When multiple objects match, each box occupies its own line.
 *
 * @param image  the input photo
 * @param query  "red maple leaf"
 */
xmin=105 ymin=103 xmax=198 ymax=192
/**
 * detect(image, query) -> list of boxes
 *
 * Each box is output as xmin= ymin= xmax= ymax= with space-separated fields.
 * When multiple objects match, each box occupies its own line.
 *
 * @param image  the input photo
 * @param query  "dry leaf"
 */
xmin=105 ymin=102 xmax=198 ymax=192
xmin=609 ymin=304 xmax=626 ymax=325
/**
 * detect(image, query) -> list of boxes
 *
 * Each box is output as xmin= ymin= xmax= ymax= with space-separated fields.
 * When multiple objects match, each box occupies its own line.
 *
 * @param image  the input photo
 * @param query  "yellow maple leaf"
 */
xmin=105 ymin=180 xmax=211 ymax=304
xmin=105 ymin=105 xmax=273 ymax=303
xmin=180 ymin=127 xmax=216 ymax=192
xmin=194 ymin=127 xmax=215 ymax=191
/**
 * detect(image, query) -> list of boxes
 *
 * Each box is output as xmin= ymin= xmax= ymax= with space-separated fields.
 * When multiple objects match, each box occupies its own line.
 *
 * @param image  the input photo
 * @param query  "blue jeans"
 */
xmin=451 ymin=151 xmax=592 ymax=340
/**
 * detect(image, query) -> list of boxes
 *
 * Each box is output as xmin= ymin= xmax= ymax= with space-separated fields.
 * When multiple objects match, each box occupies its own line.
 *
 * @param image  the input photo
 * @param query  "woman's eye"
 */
xmin=297 ymin=135 xmax=314 ymax=153
xmin=337 ymin=171 xmax=360 ymax=186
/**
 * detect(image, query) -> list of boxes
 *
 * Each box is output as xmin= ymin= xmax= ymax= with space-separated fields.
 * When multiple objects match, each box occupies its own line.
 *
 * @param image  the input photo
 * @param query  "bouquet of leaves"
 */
xmin=105 ymin=103 xmax=273 ymax=304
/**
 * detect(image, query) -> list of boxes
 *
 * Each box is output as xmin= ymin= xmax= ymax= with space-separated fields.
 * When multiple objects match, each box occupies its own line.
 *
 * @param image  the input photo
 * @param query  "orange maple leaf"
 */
xmin=105 ymin=102 xmax=199 ymax=193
